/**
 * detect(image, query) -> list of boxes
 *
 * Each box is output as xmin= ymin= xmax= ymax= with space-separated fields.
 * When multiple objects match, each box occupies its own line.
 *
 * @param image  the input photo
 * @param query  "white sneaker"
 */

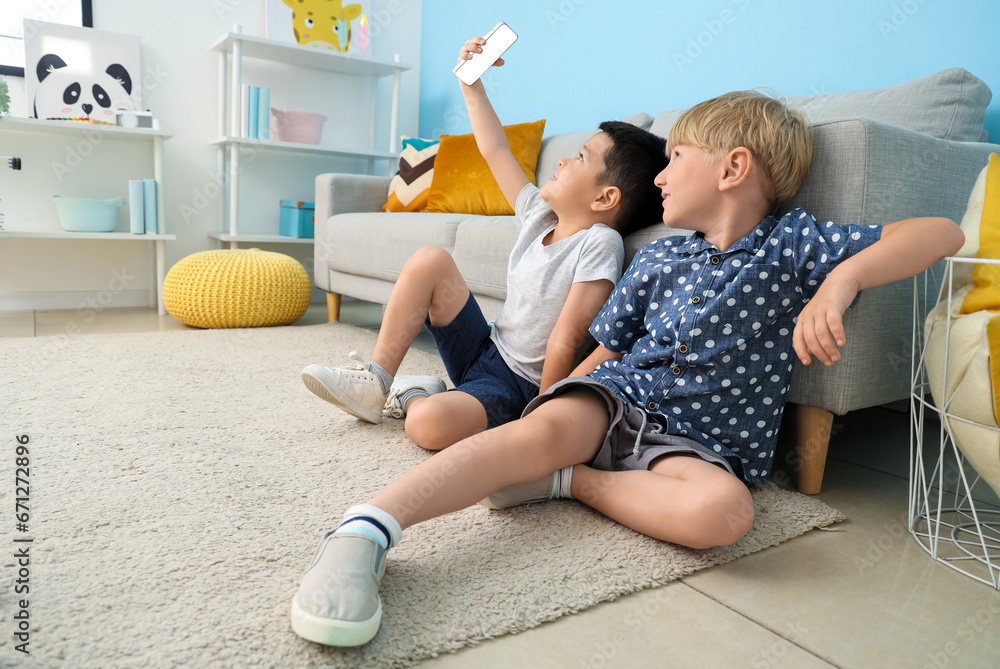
xmin=301 ymin=352 xmax=387 ymax=424
xmin=383 ymin=374 xmax=447 ymax=419
xmin=290 ymin=530 xmax=387 ymax=646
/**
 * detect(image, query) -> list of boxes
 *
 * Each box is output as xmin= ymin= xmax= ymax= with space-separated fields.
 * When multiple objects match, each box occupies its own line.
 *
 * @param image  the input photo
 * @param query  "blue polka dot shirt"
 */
xmin=587 ymin=209 xmax=883 ymax=484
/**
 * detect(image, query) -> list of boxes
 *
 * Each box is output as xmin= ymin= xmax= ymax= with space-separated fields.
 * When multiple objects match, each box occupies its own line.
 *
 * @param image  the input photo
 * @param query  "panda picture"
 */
xmin=24 ymin=19 xmax=142 ymax=124
xmin=33 ymin=54 xmax=134 ymax=123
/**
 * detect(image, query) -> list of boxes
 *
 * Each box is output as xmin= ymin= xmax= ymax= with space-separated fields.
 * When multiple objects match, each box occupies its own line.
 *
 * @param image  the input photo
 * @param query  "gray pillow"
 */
xmin=785 ymin=68 xmax=991 ymax=142
xmin=648 ymin=68 xmax=992 ymax=143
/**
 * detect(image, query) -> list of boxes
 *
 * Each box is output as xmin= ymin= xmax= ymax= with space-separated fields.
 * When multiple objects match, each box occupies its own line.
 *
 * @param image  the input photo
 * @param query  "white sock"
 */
xmin=557 ymin=466 xmax=574 ymax=499
xmin=334 ymin=503 xmax=402 ymax=549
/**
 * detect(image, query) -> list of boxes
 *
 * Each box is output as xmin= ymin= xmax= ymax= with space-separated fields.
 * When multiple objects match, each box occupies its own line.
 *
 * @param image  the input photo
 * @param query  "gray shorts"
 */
xmin=521 ymin=376 xmax=735 ymax=475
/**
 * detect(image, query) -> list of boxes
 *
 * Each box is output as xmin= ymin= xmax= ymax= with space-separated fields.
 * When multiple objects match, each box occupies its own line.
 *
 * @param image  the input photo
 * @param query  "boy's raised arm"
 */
xmin=457 ymin=37 xmax=530 ymax=211
xmin=793 ymin=216 xmax=965 ymax=366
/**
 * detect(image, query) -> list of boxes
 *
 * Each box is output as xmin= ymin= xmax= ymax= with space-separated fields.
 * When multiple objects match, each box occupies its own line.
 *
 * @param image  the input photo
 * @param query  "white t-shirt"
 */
xmin=491 ymin=184 xmax=625 ymax=386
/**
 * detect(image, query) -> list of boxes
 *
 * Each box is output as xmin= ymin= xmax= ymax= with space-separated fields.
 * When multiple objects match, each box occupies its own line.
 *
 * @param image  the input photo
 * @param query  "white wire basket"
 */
xmin=909 ymin=256 xmax=1000 ymax=589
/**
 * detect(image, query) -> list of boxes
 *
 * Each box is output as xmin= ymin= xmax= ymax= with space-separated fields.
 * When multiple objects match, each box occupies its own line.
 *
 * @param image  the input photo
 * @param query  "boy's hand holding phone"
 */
xmin=454 ymin=22 xmax=517 ymax=86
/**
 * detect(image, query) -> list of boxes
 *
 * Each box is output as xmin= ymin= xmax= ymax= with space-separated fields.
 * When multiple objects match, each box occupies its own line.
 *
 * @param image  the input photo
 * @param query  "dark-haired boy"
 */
xmin=300 ymin=35 xmax=669 ymax=452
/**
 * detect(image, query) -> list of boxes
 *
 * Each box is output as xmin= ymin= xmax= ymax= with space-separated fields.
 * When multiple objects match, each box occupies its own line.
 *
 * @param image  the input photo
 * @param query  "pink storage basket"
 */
xmin=270 ymin=109 xmax=327 ymax=145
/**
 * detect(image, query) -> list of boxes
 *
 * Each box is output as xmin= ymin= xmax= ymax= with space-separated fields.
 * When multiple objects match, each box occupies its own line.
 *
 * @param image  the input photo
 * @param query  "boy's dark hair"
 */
xmin=596 ymin=120 xmax=669 ymax=236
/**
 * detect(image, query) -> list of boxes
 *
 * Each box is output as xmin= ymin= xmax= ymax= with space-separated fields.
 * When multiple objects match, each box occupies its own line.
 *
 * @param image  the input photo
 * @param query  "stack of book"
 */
xmin=240 ymin=85 xmax=271 ymax=140
xmin=128 ymin=179 xmax=158 ymax=234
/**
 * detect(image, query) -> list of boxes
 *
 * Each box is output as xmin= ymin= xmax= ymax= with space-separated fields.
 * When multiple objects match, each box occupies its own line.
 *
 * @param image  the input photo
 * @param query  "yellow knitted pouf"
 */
xmin=163 ymin=249 xmax=312 ymax=328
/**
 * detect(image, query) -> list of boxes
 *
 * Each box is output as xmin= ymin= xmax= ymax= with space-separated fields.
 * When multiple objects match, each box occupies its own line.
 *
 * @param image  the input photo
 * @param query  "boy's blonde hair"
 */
xmin=667 ymin=90 xmax=812 ymax=209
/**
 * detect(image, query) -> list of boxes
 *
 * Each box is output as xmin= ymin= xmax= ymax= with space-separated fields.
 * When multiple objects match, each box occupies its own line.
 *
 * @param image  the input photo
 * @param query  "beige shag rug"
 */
xmin=0 ymin=323 xmax=844 ymax=668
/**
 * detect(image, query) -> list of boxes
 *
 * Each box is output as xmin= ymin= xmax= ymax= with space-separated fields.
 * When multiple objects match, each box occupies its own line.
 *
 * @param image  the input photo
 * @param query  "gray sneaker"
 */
xmin=383 ymin=374 xmax=447 ymax=419
xmin=478 ymin=467 xmax=573 ymax=509
xmin=301 ymin=352 xmax=387 ymax=424
xmin=290 ymin=531 xmax=387 ymax=647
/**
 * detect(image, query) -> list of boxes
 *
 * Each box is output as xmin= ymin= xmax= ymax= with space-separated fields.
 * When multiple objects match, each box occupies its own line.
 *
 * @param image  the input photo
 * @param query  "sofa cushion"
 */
xmin=322 ymin=212 xmax=468 ymax=283
xmin=426 ymin=119 xmax=546 ymax=216
xmin=324 ymin=211 xmax=520 ymax=302
xmin=451 ymin=216 xmax=521 ymax=300
xmin=649 ymin=68 xmax=992 ymax=143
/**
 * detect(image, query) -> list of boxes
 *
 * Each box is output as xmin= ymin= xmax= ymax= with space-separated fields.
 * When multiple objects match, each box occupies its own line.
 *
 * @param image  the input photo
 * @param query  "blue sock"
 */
xmin=368 ymin=361 xmax=393 ymax=395
xmin=334 ymin=504 xmax=402 ymax=549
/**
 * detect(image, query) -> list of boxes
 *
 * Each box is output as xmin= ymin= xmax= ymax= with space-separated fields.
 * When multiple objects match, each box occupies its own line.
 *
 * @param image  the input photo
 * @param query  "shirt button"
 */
xmin=671 ymin=366 xmax=681 ymax=375
xmin=692 ymin=296 xmax=701 ymax=304
xmin=678 ymin=344 xmax=688 ymax=353
xmin=711 ymin=256 xmax=720 ymax=265
xmin=647 ymin=401 xmax=656 ymax=411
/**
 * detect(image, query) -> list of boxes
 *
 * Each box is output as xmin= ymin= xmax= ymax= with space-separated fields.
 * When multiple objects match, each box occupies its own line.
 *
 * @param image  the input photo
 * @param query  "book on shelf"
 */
xmin=142 ymin=179 xmax=157 ymax=234
xmin=258 ymin=87 xmax=270 ymax=140
xmin=128 ymin=179 xmax=158 ymax=234
xmin=240 ymin=84 xmax=250 ymax=138
xmin=128 ymin=180 xmax=144 ymax=234
xmin=248 ymin=86 xmax=259 ymax=139
xmin=237 ymin=85 xmax=271 ymax=140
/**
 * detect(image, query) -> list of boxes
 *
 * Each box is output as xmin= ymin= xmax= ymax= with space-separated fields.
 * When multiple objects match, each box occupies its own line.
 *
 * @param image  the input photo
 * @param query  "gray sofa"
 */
xmin=313 ymin=68 xmax=998 ymax=493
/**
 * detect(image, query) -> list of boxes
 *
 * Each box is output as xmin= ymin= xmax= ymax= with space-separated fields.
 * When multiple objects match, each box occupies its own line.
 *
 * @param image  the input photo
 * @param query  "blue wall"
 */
xmin=420 ymin=0 xmax=1000 ymax=142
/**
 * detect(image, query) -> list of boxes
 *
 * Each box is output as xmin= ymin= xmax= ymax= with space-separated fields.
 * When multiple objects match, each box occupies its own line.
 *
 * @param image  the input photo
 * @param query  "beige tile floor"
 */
xmin=3 ymin=299 xmax=999 ymax=668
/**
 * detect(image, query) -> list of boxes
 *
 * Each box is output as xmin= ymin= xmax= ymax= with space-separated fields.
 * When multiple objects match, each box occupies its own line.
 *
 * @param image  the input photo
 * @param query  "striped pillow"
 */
xmin=382 ymin=137 xmax=440 ymax=212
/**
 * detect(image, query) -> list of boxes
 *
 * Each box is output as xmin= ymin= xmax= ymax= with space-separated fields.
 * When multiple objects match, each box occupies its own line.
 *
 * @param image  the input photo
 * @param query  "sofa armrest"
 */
xmin=314 ymin=173 xmax=391 ymax=292
xmin=787 ymin=118 xmax=1000 ymax=414
xmin=793 ymin=118 xmax=1000 ymax=226
xmin=315 ymin=173 xmax=391 ymax=223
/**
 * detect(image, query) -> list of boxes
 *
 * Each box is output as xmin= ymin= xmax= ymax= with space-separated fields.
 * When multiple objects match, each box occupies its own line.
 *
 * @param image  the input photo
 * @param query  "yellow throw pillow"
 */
xmin=961 ymin=152 xmax=1000 ymax=313
xmin=382 ymin=137 xmax=440 ymax=213
xmin=425 ymin=119 xmax=546 ymax=216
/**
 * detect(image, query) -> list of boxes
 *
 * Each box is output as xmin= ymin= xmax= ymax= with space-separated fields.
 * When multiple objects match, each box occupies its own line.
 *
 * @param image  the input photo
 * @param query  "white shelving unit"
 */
xmin=909 ymin=258 xmax=1000 ymax=589
xmin=0 ymin=116 xmax=176 ymax=315
xmin=209 ymin=27 xmax=410 ymax=248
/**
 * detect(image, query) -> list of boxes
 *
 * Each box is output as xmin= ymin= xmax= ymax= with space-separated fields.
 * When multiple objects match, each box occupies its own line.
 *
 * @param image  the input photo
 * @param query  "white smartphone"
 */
xmin=453 ymin=22 xmax=518 ymax=86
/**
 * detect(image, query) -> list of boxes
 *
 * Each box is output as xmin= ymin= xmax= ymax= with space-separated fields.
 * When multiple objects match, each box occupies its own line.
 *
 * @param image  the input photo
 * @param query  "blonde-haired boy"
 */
xmin=289 ymin=90 xmax=964 ymax=647
xmin=667 ymin=89 xmax=812 ymax=207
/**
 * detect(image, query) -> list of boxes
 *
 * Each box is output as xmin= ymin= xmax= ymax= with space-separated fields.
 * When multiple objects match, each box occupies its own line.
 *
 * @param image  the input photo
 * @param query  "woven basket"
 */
xmin=270 ymin=108 xmax=327 ymax=144
xmin=53 ymin=196 xmax=125 ymax=232
xmin=163 ymin=249 xmax=312 ymax=328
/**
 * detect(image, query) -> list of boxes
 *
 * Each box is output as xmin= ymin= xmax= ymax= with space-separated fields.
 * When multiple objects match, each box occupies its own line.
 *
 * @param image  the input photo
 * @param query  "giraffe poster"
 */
xmin=265 ymin=0 xmax=372 ymax=57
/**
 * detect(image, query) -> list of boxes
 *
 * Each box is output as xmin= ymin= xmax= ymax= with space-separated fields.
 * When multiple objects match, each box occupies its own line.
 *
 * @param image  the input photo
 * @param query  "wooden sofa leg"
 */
xmin=795 ymin=404 xmax=834 ymax=495
xmin=326 ymin=291 xmax=342 ymax=322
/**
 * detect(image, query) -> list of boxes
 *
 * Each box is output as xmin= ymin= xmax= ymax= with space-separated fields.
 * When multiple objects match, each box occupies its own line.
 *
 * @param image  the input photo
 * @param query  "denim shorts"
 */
xmin=522 ymin=376 xmax=735 ymax=475
xmin=424 ymin=294 xmax=539 ymax=429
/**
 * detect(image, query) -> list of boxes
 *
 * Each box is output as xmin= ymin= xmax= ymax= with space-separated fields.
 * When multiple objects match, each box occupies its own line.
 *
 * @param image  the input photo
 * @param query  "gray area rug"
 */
xmin=0 ymin=323 xmax=845 ymax=668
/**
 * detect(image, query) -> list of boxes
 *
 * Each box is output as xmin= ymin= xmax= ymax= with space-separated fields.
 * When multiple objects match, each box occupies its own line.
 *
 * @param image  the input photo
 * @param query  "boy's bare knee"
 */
xmin=699 ymin=480 xmax=755 ymax=547
xmin=406 ymin=246 xmax=454 ymax=278
xmin=514 ymin=413 xmax=570 ymax=464
xmin=404 ymin=404 xmax=449 ymax=451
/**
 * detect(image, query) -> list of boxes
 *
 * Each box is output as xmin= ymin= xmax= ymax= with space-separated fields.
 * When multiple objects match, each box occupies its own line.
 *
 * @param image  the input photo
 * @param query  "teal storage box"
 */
xmin=279 ymin=200 xmax=315 ymax=238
